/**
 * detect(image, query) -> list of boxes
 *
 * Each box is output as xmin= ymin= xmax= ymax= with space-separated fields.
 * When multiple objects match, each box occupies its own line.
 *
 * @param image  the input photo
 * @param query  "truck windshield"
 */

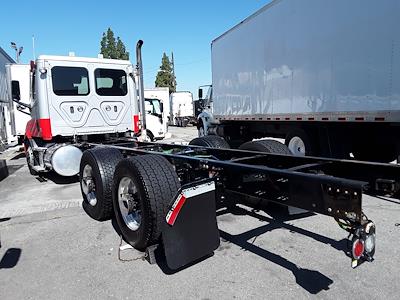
xmin=145 ymin=98 xmax=162 ymax=116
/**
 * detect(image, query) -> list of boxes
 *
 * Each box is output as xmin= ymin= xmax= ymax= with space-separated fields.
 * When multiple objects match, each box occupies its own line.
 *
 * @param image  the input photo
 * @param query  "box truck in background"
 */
xmin=144 ymin=87 xmax=169 ymax=141
xmin=5 ymin=64 xmax=31 ymax=144
xmin=198 ymin=0 xmax=400 ymax=163
xmin=170 ymin=91 xmax=194 ymax=127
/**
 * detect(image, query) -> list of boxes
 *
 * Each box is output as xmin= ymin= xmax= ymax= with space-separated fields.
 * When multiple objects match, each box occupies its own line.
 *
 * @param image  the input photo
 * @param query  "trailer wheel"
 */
xmin=239 ymin=140 xmax=291 ymax=155
xmin=189 ymin=135 xmax=230 ymax=149
xmin=113 ymin=155 xmax=181 ymax=250
xmin=80 ymin=147 xmax=123 ymax=221
xmin=285 ymin=129 xmax=313 ymax=156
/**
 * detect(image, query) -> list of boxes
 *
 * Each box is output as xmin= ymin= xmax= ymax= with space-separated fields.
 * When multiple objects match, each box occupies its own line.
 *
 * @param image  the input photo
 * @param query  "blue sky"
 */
xmin=0 ymin=0 xmax=268 ymax=96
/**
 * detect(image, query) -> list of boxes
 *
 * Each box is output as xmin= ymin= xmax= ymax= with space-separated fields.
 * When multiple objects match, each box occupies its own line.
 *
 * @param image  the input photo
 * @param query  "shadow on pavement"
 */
xmin=7 ymin=164 xmax=24 ymax=176
xmin=0 ymin=248 xmax=22 ymax=269
xmin=36 ymin=172 xmax=79 ymax=185
xmin=107 ymin=202 xmax=339 ymax=289
xmin=217 ymin=205 xmax=339 ymax=294
xmin=0 ymin=159 xmax=9 ymax=182
xmin=10 ymin=152 xmax=25 ymax=160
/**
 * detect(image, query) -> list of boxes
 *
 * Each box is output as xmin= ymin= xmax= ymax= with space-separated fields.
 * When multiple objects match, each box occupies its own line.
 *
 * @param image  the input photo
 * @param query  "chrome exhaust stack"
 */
xmin=136 ymin=40 xmax=147 ymax=140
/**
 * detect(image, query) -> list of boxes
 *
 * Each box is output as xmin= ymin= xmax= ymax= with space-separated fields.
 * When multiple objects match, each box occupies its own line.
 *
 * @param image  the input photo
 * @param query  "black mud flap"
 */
xmin=162 ymin=179 xmax=220 ymax=270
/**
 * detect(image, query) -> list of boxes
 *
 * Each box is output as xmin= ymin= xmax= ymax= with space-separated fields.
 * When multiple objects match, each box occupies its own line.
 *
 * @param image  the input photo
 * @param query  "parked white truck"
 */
xmin=198 ymin=0 xmax=400 ymax=163
xmin=5 ymin=64 xmax=31 ymax=144
xmin=17 ymin=54 xmax=141 ymax=176
xmin=144 ymin=87 xmax=169 ymax=140
xmin=170 ymin=91 xmax=194 ymax=127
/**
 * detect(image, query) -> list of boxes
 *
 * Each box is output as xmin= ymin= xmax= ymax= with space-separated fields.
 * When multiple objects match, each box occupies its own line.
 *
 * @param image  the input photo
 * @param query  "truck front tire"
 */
xmin=80 ymin=147 xmax=123 ymax=221
xmin=112 ymin=155 xmax=181 ymax=250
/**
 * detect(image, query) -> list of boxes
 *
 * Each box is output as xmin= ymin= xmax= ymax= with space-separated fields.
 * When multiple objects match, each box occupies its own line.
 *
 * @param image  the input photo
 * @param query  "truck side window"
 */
xmin=95 ymin=69 xmax=127 ymax=96
xmin=52 ymin=66 xmax=89 ymax=96
xmin=11 ymin=81 xmax=21 ymax=100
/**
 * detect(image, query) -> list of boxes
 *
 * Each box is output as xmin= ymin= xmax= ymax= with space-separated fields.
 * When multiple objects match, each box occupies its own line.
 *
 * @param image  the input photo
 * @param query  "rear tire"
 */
xmin=239 ymin=139 xmax=291 ymax=155
xmin=80 ymin=147 xmax=123 ymax=221
xmin=112 ymin=155 xmax=181 ymax=250
xmin=238 ymin=140 xmax=299 ymax=216
xmin=189 ymin=135 xmax=230 ymax=149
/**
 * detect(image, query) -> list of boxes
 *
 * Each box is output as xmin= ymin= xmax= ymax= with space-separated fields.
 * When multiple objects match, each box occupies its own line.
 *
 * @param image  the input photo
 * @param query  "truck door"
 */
xmin=145 ymin=98 xmax=164 ymax=140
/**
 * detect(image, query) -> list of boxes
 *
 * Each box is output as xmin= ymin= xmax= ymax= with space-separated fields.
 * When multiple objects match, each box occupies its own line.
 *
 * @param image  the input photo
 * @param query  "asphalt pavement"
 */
xmin=1 ymin=126 xmax=400 ymax=299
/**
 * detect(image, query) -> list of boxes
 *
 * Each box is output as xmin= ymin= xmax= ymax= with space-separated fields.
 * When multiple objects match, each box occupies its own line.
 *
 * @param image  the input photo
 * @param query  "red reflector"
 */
xmin=352 ymin=239 xmax=365 ymax=259
xmin=166 ymin=194 xmax=187 ymax=226
xmin=39 ymin=118 xmax=52 ymax=141
xmin=133 ymin=115 xmax=139 ymax=133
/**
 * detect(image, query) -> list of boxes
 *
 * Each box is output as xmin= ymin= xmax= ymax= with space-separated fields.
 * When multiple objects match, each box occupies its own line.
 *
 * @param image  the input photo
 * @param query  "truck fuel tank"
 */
xmin=44 ymin=144 xmax=82 ymax=176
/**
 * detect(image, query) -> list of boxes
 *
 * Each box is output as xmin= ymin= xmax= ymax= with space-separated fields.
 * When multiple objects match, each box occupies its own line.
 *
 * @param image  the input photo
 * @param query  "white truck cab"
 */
xmin=170 ymin=91 xmax=194 ymax=127
xmin=21 ymin=55 xmax=140 ymax=176
xmin=144 ymin=88 xmax=169 ymax=141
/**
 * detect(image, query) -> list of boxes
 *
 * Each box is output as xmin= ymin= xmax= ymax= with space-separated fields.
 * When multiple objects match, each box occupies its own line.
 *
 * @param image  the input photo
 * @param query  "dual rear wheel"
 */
xmin=80 ymin=149 xmax=180 ymax=250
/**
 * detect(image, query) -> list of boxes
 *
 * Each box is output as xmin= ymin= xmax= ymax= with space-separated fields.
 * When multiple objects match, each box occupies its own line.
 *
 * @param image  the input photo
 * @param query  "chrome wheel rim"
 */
xmin=81 ymin=164 xmax=97 ymax=206
xmin=118 ymin=177 xmax=141 ymax=231
xmin=288 ymin=136 xmax=306 ymax=156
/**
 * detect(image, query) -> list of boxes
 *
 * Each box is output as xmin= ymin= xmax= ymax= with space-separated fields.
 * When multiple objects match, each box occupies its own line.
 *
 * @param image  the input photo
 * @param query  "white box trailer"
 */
xmin=144 ymin=87 xmax=169 ymax=140
xmin=170 ymin=91 xmax=194 ymax=127
xmin=200 ymin=0 xmax=400 ymax=163
xmin=5 ymin=64 xmax=31 ymax=144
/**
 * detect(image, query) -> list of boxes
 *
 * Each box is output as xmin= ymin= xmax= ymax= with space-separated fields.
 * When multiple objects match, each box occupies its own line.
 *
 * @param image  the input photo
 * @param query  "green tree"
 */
xmin=100 ymin=28 xmax=129 ymax=60
xmin=155 ymin=53 xmax=176 ymax=93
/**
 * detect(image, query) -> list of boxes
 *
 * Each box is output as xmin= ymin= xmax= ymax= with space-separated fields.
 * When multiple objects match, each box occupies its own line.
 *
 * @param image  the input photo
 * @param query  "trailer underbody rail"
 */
xmin=83 ymin=140 xmax=400 ymax=269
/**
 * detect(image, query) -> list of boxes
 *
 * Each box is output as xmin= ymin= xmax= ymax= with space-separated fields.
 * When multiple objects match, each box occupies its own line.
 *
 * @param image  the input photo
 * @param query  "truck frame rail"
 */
xmin=82 ymin=139 xmax=399 ymax=269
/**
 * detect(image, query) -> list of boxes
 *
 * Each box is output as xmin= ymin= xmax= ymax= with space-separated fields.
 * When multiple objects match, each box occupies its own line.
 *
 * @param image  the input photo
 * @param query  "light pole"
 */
xmin=10 ymin=42 xmax=23 ymax=63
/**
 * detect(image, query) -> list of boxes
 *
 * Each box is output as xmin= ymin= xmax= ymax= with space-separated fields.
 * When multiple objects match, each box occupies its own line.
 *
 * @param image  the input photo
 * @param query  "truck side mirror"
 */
xmin=198 ymin=88 xmax=203 ymax=99
xmin=160 ymin=102 xmax=164 ymax=113
xmin=11 ymin=81 xmax=21 ymax=101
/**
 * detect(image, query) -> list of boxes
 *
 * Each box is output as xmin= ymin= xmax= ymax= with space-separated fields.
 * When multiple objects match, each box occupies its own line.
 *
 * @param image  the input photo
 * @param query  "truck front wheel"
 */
xmin=112 ymin=155 xmax=181 ymax=250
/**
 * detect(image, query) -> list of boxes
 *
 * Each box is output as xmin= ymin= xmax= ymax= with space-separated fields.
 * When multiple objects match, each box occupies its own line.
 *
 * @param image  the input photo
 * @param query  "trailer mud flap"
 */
xmin=162 ymin=179 xmax=220 ymax=270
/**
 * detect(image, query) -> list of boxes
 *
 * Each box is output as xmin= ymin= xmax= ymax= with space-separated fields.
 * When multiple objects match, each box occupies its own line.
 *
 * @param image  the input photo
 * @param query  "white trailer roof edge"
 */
xmin=211 ymin=0 xmax=282 ymax=45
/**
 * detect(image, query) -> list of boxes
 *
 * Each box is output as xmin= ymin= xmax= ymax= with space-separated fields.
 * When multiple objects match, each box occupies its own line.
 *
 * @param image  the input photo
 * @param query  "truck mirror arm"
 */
xmin=12 ymin=98 xmax=31 ymax=112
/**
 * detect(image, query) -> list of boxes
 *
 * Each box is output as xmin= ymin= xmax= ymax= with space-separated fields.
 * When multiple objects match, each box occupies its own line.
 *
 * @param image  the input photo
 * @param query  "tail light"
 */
xmin=352 ymin=239 xmax=365 ymax=260
xmin=351 ymin=221 xmax=376 ymax=268
xmin=133 ymin=115 xmax=140 ymax=133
